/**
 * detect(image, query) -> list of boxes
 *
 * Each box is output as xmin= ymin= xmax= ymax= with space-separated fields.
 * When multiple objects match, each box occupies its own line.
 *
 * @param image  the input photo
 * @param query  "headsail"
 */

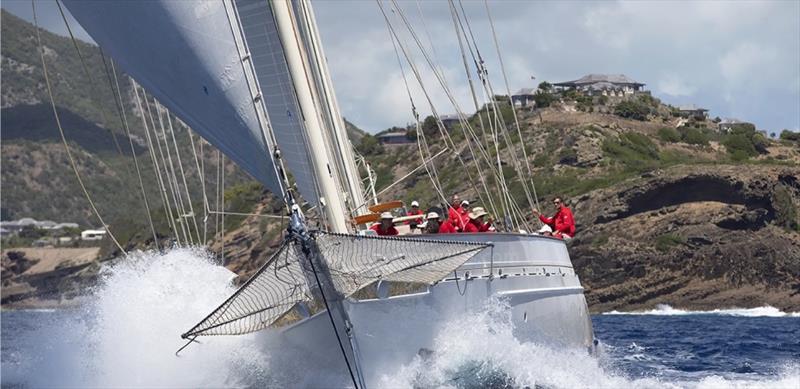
xmin=63 ymin=0 xmax=286 ymax=196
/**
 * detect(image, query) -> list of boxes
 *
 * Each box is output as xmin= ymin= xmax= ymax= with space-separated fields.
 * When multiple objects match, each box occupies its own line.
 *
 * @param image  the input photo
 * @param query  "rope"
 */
xmin=153 ymin=101 xmax=191 ymax=245
xmin=483 ymin=0 xmax=541 ymax=211
xmin=166 ymin=113 xmax=202 ymax=243
xmin=106 ymin=59 xmax=160 ymax=249
xmin=32 ymin=0 xmax=126 ymax=254
xmin=134 ymin=83 xmax=181 ymax=245
xmin=187 ymin=131 xmax=210 ymax=244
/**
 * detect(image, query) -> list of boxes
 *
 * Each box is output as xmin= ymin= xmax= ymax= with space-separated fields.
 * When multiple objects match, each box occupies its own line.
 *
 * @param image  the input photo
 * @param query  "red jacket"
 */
xmin=464 ymin=219 xmax=492 ymax=233
xmin=438 ymin=220 xmax=458 ymax=234
xmin=370 ymin=223 xmax=399 ymax=236
xmin=448 ymin=206 xmax=468 ymax=231
xmin=406 ymin=209 xmax=424 ymax=225
xmin=539 ymin=206 xmax=575 ymax=237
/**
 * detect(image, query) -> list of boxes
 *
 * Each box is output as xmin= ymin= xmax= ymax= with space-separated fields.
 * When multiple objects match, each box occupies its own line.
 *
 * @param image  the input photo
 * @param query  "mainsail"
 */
xmin=63 ymin=0 xmax=284 ymax=196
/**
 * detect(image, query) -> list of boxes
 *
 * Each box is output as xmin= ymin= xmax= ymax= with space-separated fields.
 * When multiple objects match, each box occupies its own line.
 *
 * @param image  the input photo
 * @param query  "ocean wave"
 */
xmin=603 ymin=304 xmax=800 ymax=317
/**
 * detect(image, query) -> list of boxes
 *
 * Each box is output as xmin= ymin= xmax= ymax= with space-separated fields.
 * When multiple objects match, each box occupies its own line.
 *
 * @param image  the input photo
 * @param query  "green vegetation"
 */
xmin=533 ymin=92 xmax=556 ymax=108
xmin=602 ymin=132 xmax=660 ymax=170
xmin=658 ymin=127 xmax=681 ymax=143
xmin=655 ymin=233 xmax=686 ymax=252
xmin=773 ymin=185 xmax=799 ymax=232
xmin=680 ymin=127 xmax=710 ymax=146
xmin=721 ymin=123 xmax=767 ymax=160
xmin=779 ymin=130 xmax=800 ymax=142
xmin=613 ymin=95 xmax=659 ymax=121
xmin=223 ymin=182 xmax=265 ymax=230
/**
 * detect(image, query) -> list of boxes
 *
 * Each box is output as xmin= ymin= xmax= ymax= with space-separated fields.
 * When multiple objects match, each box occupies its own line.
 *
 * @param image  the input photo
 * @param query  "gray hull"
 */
xmin=263 ymin=233 xmax=594 ymax=387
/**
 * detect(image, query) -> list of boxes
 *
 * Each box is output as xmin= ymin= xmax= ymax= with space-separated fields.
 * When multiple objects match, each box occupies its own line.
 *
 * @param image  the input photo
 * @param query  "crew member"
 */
xmin=423 ymin=211 xmax=441 ymax=234
xmin=438 ymin=214 xmax=458 ymax=234
xmin=447 ymin=195 xmax=468 ymax=231
xmin=533 ymin=196 xmax=575 ymax=240
xmin=464 ymin=207 xmax=494 ymax=233
xmin=370 ymin=212 xmax=399 ymax=236
xmin=407 ymin=200 xmax=424 ymax=227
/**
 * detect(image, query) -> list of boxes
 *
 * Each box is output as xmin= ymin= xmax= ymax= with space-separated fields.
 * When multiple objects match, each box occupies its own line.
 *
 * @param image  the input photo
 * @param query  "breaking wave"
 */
xmin=603 ymin=304 xmax=800 ymax=317
xmin=1 ymin=248 xmax=271 ymax=388
xmin=379 ymin=300 xmax=800 ymax=389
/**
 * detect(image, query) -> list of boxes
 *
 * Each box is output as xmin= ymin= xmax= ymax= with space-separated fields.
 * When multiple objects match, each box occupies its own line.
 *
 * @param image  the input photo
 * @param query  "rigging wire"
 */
xmin=106 ymin=58 xmax=160 ymax=249
xmin=483 ymin=0 xmax=541 ymax=212
xmin=32 ymin=0 xmax=126 ymax=254
xmin=153 ymin=99 xmax=191 ymax=245
xmin=165 ymin=113 xmax=202 ymax=243
xmin=379 ymin=0 xmax=491 ymax=220
xmin=135 ymin=83 xmax=181 ymax=245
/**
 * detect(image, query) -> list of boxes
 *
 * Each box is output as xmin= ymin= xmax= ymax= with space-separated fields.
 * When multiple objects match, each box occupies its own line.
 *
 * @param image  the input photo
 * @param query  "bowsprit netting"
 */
xmin=182 ymin=241 xmax=311 ymax=338
xmin=317 ymin=232 xmax=490 ymax=297
xmin=183 ymin=232 xmax=490 ymax=338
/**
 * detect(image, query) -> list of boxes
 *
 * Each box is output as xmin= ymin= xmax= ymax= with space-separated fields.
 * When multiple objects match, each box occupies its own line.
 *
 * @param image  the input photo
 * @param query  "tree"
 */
xmin=538 ymin=81 xmax=552 ymax=92
xmin=421 ymin=115 xmax=439 ymax=137
xmin=533 ymin=92 xmax=555 ymax=108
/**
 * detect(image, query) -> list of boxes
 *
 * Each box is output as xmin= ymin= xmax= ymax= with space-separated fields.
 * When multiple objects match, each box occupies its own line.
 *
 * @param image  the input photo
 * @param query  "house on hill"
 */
xmin=675 ymin=104 xmax=709 ymax=120
xmin=511 ymin=88 xmax=537 ymax=107
xmin=439 ymin=114 xmax=460 ymax=129
xmin=376 ymin=131 xmax=413 ymax=145
xmin=718 ymin=118 xmax=754 ymax=133
xmin=553 ymin=74 xmax=646 ymax=96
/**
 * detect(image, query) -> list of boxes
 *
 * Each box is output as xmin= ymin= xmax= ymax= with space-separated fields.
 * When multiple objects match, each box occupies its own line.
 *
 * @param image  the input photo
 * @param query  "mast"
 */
xmin=272 ymin=0 xmax=350 ymax=233
xmin=293 ymin=0 xmax=367 ymax=217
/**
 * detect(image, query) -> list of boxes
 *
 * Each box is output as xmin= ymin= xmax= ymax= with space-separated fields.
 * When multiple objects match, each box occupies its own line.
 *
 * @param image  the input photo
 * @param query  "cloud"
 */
xmin=657 ymin=75 xmax=697 ymax=97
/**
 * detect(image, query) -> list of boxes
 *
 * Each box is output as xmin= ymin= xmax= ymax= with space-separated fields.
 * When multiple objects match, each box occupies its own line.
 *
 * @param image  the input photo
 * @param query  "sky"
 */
xmin=4 ymin=0 xmax=799 ymax=135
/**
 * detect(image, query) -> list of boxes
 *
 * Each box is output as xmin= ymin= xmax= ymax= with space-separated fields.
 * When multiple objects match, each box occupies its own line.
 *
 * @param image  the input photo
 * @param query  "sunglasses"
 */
xmin=553 ymin=200 xmax=561 ymax=205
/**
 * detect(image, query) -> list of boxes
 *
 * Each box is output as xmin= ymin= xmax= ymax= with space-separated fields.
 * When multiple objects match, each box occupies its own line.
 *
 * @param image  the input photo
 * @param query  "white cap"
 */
xmin=461 ymin=200 xmax=469 ymax=206
xmin=537 ymin=224 xmax=553 ymax=233
xmin=426 ymin=211 xmax=440 ymax=219
xmin=411 ymin=200 xmax=419 ymax=207
xmin=380 ymin=212 xmax=394 ymax=220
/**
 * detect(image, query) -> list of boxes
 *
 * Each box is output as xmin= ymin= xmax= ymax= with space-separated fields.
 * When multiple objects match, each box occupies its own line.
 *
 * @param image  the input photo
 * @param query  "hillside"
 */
xmin=2 ymin=10 xmax=798 ymax=312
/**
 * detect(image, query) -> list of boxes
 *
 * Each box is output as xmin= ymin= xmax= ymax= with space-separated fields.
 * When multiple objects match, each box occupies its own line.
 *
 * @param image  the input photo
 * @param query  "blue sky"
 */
xmin=4 ymin=0 xmax=799 ymax=135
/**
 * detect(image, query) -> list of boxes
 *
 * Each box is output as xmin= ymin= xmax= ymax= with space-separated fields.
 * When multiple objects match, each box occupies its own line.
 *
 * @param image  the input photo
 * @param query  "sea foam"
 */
xmin=603 ymin=304 xmax=800 ymax=317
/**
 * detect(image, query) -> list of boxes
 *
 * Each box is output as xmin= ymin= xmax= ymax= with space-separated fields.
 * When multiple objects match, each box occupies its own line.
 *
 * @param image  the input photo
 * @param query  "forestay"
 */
xmin=63 ymin=0 xmax=283 ymax=195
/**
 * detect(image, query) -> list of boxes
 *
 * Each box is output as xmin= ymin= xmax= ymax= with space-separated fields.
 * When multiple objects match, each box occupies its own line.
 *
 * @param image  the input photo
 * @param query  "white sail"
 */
xmin=234 ymin=0 xmax=322 ymax=208
xmin=63 ymin=0 xmax=284 ymax=196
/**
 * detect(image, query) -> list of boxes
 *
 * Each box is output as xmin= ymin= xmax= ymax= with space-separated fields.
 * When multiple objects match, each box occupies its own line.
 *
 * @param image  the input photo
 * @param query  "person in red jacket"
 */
xmin=464 ymin=207 xmax=494 ymax=233
xmin=370 ymin=212 xmax=399 ymax=236
xmin=438 ymin=216 xmax=458 ymax=234
xmin=533 ymin=196 xmax=575 ymax=239
xmin=447 ymin=195 xmax=468 ymax=231
xmin=406 ymin=200 xmax=424 ymax=227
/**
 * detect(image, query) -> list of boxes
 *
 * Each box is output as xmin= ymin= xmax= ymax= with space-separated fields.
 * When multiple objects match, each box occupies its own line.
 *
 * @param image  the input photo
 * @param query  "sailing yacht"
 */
xmin=63 ymin=0 xmax=594 ymax=386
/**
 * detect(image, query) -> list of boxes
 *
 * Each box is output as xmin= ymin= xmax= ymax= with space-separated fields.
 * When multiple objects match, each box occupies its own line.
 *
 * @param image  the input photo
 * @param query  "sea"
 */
xmin=1 ymin=248 xmax=798 ymax=388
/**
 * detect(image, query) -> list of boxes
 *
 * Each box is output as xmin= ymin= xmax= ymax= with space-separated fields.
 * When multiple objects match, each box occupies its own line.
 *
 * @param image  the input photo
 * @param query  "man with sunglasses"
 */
xmin=532 ymin=196 xmax=575 ymax=240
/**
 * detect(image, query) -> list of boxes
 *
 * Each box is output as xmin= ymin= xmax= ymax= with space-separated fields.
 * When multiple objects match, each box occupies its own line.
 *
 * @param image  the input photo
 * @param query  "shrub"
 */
xmin=602 ymin=132 xmax=659 ymax=169
xmin=658 ymin=127 xmax=681 ymax=143
xmin=655 ymin=233 xmax=685 ymax=252
xmin=682 ymin=127 xmax=709 ymax=146
xmin=779 ymin=130 xmax=800 ymax=142
xmin=356 ymin=134 xmax=383 ymax=155
xmin=614 ymin=100 xmax=651 ymax=121
xmin=723 ymin=134 xmax=757 ymax=160
xmin=773 ymin=185 xmax=799 ymax=232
